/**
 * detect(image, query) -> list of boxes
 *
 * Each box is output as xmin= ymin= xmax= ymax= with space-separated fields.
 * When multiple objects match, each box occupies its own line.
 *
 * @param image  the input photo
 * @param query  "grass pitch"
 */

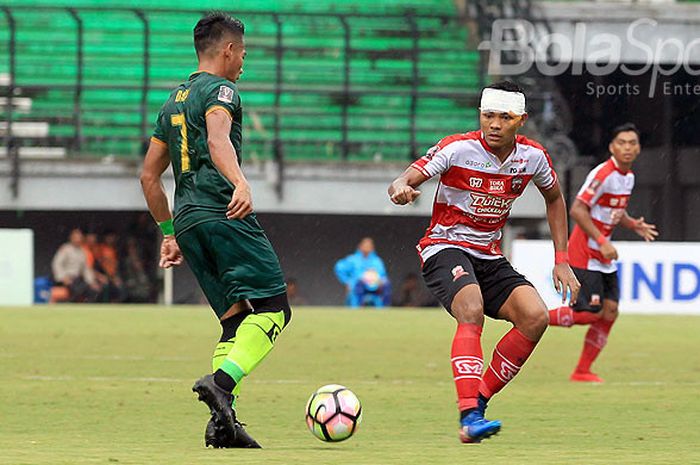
xmin=1 ymin=306 xmax=699 ymax=465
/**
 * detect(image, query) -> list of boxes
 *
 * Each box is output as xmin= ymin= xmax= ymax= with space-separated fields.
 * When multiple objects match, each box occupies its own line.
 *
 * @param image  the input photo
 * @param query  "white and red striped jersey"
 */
xmin=411 ymin=131 xmax=557 ymax=263
xmin=569 ymin=157 xmax=635 ymax=272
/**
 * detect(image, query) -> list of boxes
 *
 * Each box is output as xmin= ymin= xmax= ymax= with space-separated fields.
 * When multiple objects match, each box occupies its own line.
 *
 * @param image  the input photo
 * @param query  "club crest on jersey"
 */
xmin=218 ymin=85 xmax=234 ymax=103
xmin=489 ymin=179 xmax=505 ymax=193
xmin=586 ymin=179 xmax=601 ymax=196
xmin=469 ymin=177 xmax=483 ymax=189
xmin=451 ymin=265 xmax=469 ymax=281
xmin=511 ymin=176 xmax=525 ymax=194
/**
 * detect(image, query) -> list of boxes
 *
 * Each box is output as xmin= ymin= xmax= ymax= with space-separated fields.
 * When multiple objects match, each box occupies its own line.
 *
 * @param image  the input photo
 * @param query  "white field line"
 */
xmin=0 ymin=353 xmax=195 ymax=362
xmin=18 ymin=376 xmax=700 ymax=388
xmin=19 ymin=376 xmax=424 ymax=385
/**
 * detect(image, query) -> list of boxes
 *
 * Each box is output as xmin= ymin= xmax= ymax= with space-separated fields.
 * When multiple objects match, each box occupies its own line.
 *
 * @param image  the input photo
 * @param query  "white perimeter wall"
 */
xmin=512 ymin=239 xmax=700 ymax=314
xmin=0 ymin=160 xmax=548 ymax=217
xmin=0 ymin=229 xmax=33 ymax=306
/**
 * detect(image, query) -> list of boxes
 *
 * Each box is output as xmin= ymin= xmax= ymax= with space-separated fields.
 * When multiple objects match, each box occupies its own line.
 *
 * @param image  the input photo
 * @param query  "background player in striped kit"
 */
xmin=388 ymin=80 xmax=580 ymax=443
xmin=548 ymin=123 xmax=658 ymax=383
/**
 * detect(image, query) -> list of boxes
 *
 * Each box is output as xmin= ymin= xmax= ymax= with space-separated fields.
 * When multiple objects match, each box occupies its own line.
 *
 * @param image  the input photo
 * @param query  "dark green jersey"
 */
xmin=152 ymin=71 xmax=243 ymax=236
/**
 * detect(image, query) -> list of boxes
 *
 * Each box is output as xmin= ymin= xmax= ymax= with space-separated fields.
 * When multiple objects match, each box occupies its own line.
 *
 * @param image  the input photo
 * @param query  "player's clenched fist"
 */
xmin=159 ymin=235 xmax=183 ymax=269
xmin=389 ymin=185 xmax=421 ymax=205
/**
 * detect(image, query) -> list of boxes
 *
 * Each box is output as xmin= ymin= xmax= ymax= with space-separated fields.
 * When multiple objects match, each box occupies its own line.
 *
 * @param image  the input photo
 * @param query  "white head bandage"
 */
xmin=479 ymin=88 xmax=526 ymax=116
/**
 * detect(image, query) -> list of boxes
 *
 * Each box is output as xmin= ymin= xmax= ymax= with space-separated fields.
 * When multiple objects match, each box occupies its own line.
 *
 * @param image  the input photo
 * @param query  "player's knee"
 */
xmin=219 ymin=309 xmax=252 ymax=341
xmin=602 ymin=301 xmax=619 ymax=321
xmin=249 ymin=292 xmax=292 ymax=329
xmin=450 ymin=298 xmax=484 ymax=325
xmin=532 ymin=308 xmax=549 ymax=331
xmin=517 ymin=307 xmax=548 ymax=340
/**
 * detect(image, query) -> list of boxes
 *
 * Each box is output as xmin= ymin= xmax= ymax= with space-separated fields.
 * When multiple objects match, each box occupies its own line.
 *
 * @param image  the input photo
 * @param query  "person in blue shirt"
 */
xmin=334 ymin=237 xmax=391 ymax=308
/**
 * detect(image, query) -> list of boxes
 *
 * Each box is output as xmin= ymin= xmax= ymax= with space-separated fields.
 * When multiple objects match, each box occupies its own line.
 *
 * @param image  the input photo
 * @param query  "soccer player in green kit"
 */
xmin=140 ymin=12 xmax=291 ymax=449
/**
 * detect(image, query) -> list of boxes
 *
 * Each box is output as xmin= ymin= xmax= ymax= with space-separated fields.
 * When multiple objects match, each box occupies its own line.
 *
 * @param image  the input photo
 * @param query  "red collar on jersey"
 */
xmin=609 ymin=156 xmax=632 ymax=174
xmin=478 ymin=131 xmax=516 ymax=160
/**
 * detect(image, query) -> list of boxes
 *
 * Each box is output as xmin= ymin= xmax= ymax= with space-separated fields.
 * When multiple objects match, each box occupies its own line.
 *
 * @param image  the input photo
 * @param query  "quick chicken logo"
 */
xmin=469 ymin=193 xmax=515 ymax=216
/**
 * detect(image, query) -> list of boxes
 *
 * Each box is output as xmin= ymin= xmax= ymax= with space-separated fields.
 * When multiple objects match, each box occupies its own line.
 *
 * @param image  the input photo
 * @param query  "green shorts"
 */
xmin=176 ymin=215 xmax=287 ymax=318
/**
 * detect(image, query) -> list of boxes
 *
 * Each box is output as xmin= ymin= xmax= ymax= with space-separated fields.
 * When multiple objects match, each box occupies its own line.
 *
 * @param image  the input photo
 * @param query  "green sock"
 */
xmin=212 ymin=340 xmax=234 ymax=371
xmin=212 ymin=340 xmax=241 ymax=404
xmin=218 ymin=311 xmax=285 ymax=385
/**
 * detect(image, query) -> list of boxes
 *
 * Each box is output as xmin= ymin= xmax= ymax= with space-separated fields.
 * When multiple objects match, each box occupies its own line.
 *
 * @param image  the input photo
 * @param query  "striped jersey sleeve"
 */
xmin=411 ymin=143 xmax=452 ymax=178
xmin=576 ymin=163 xmax=611 ymax=206
xmin=532 ymin=148 xmax=557 ymax=190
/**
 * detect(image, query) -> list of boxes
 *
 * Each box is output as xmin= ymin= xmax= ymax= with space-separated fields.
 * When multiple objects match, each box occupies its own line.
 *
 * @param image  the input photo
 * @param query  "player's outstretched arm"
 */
xmin=140 ymin=139 xmax=183 ymax=268
xmin=621 ymin=212 xmax=659 ymax=242
xmin=206 ymin=109 xmax=252 ymax=219
xmin=388 ymin=167 xmax=427 ymax=205
xmin=570 ymin=199 xmax=618 ymax=260
xmin=540 ymin=181 xmax=581 ymax=305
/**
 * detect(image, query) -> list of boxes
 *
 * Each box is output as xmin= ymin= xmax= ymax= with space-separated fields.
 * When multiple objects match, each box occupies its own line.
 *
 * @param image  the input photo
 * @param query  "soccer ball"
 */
xmin=305 ymin=384 xmax=362 ymax=442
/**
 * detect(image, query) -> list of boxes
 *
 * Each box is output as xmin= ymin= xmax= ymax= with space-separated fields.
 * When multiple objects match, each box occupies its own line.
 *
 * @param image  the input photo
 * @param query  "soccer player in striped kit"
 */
xmin=388 ymin=81 xmax=580 ymax=443
xmin=548 ymin=123 xmax=658 ymax=383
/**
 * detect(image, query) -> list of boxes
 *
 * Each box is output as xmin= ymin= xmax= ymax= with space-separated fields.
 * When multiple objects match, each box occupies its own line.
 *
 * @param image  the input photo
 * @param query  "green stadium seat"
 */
xmin=0 ymin=1 xmax=480 ymax=161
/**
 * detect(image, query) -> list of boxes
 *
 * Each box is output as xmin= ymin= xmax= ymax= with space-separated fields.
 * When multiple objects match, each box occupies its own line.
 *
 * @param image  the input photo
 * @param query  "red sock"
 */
xmin=549 ymin=307 xmax=601 ymax=326
xmin=548 ymin=306 xmax=574 ymax=326
xmin=451 ymin=323 xmax=483 ymax=412
xmin=573 ymin=312 xmax=601 ymax=325
xmin=479 ymin=327 xmax=537 ymax=399
xmin=575 ymin=318 xmax=615 ymax=373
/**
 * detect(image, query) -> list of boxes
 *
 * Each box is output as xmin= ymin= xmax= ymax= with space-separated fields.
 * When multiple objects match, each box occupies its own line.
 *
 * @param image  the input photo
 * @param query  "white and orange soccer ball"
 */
xmin=305 ymin=384 xmax=362 ymax=442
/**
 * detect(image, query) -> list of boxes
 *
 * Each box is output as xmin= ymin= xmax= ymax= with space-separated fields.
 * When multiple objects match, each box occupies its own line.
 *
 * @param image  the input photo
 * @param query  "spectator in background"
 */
xmin=286 ymin=278 xmax=307 ymax=306
xmin=122 ymin=237 xmax=151 ymax=303
xmin=334 ymin=237 xmax=391 ymax=308
xmin=82 ymin=232 xmax=108 ymax=300
xmin=128 ymin=213 xmax=160 ymax=301
xmin=50 ymin=228 xmax=100 ymax=302
xmin=96 ymin=231 xmax=126 ymax=302
xmin=394 ymin=272 xmax=435 ymax=307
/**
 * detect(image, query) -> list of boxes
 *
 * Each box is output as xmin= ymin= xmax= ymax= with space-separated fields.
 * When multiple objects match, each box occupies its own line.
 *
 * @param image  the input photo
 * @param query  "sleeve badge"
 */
xmin=217 ymin=85 xmax=234 ymax=103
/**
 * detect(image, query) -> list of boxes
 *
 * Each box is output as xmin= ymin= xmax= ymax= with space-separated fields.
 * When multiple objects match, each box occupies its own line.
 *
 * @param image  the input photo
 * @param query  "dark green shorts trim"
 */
xmin=177 ymin=215 xmax=287 ymax=318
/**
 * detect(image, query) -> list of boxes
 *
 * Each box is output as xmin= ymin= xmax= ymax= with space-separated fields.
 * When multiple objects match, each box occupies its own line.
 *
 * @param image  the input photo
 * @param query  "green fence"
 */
xmin=0 ymin=3 xmax=481 ymax=163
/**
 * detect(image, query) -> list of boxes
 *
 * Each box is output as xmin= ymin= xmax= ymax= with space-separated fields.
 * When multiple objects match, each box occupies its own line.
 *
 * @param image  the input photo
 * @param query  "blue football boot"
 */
xmin=459 ymin=409 xmax=501 ymax=443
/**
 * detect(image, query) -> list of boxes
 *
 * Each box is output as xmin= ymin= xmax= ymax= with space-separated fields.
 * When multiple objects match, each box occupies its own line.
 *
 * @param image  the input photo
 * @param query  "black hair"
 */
xmin=193 ymin=12 xmax=245 ymax=56
xmin=610 ymin=122 xmax=641 ymax=142
xmin=484 ymin=80 xmax=525 ymax=94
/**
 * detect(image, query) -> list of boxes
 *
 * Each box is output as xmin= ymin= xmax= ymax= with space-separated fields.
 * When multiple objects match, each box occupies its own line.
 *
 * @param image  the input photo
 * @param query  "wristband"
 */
xmin=554 ymin=251 xmax=569 ymax=265
xmin=159 ymin=218 xmax=175 ymax=236
xmin=595 ymin=233 xmax=607 ymax=246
